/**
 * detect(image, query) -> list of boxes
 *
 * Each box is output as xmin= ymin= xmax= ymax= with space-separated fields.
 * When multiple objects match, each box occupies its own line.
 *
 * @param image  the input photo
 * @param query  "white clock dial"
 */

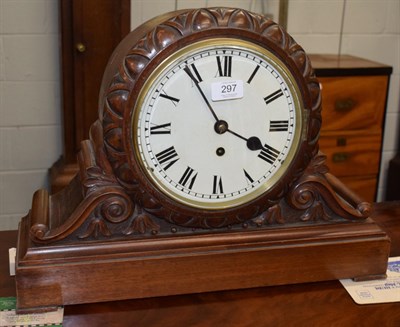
xmin=134 ymin=39 xmax=303 ymax=209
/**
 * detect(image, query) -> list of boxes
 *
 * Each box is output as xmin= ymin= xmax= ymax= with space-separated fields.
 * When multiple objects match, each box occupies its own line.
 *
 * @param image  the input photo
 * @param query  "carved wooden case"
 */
xmin=15 ymin=8 xmax=390 ymax=313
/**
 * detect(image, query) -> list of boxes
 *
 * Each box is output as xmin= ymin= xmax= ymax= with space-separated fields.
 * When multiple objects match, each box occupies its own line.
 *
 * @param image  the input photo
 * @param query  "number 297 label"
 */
xmin=211 ymin=80 xmax=244 ymax=102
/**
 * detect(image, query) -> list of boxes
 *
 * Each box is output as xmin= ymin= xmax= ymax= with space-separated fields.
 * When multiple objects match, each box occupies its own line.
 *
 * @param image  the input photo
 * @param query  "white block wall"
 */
xmin=286 ymin=0 xmax=400 ymax=201
xmin=0 ymin=0 xmax=398 ymax=230
xmin=0 ymin=0 xmax=62 ymax=230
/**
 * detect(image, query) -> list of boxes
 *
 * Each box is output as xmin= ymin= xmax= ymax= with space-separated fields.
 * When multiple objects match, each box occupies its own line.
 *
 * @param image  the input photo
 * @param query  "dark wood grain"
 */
xmin=309 ymin=54 xmax=393 ymax=77
xmin=386 ymin=155 xmax=400 ymax=200
xmin=0 ymin=231 xmax=16 ymax=297
xmin=51 ymin=0 xmax=130 ymax=193
xmin=3 ymin=202 xmax=400 ymax=325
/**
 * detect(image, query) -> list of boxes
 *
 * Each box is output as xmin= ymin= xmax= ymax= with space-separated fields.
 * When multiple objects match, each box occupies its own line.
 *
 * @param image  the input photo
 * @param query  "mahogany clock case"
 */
xmin=15 ymin=8 xmax=390 ymax=312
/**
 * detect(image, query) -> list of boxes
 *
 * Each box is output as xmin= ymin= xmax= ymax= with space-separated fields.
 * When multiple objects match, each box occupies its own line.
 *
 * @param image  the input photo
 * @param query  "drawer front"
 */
xmin=319 ymin=75 xmax=388 ymax=131
xmin=319 ymin=133 xmax=381 ymax=177
xmin=339 ymin=176 xmax=377 ymax=202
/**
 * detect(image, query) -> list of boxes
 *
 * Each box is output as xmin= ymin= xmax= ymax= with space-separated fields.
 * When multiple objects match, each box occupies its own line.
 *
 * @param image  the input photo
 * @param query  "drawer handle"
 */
xmin=336 ymin=137 xmax=347 ymax=146
xmin=332 ymin=152 xmax=350 ymax=163
xmin=335 ymin=98 xmax=356 ymax=112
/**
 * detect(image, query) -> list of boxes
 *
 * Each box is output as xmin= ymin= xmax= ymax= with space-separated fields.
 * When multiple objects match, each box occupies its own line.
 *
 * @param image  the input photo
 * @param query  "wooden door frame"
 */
xmin=51 ymin=0 xmax=130 ymax=193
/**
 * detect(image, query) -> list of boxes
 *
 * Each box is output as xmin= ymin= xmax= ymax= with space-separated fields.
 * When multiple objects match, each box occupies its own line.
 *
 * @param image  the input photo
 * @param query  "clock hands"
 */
xmin=183 ymin=66 xmax=220 ymax=122
xmin=214 ymin=120 xmax=263 ymax=151
xmin=226 ymin=129 xmax=264 ymax=151
xmin=184 ymin=65 xmax=264 ymax=152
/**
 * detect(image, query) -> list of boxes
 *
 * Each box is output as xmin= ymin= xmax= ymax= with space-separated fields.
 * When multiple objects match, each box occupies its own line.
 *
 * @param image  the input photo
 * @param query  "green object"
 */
xmin=0 ymin=297 xmax=16 ymax=311
xmin=0 ymin=297 xmax=63 ymax=327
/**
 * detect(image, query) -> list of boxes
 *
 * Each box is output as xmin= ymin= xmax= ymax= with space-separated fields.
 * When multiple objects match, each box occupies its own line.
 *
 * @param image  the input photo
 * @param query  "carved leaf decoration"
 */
xmin=125 ymin=54 xmax=150 ymax=80
xmin=308 ymin=80 xmax=322 ymax=106
xmin=88 ymin=120 xmax=114 ymax=176
xmin=106 ymin=90 xmax=129 ymax=118
xmin=103 ymin=127 xmax=124 ymax=152
xmin=300 ymin=201 xmax=331 ymax=222
xmin=115 ymin=162 xmax=136 ymax=185
xmin=290 ymin=47 xmax=309 ymax=78
xmin=228 ymin=9 xmax=254 ymax=29
xmin=78 ymin=218 xmax=112 ymax=240
xmin=82 ymin=166 xmax=118 ymax=193
xmin=166 ymin=14 xmax=189 ymax=32
xmin=266 ymin=204 xmax=285 ymax=224
xmin=192 ymin=9 xmax=218 ymax=31
xmin=153 ymin=25 xmax=182 ymax=49
xmin=308 ymin=153 xmax=329 ymax=175
xmin=124 ymin=213 xmax=160 ymax=235
xmin=95 ymin=145 xmax=115 ymax=177
xmin=251 ymin=215 xmax=265 ymax=227
xmin=262 ymin=24 xmax=287 ymax=49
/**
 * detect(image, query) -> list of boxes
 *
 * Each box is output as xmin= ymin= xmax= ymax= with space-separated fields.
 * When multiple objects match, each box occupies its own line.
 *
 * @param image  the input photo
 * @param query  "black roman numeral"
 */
xmin=243 ymin=169 xmax=254 ymax=184
xmin=160 ymin=92 xmax=180 ymax=106
xmin=269 ymin=120 xmax=289 ymax=132
xmin=155 ymin=146 xmax=179 ymax=170
xmin=149 ymin=122 xmax=171 ymax=135
xmin=258 ymin=144 xmax=280 ymax=164
xmin=179 ymin=166 xmax=198 ymax=190
xmin=216 ymin=56 xmax=232 ymax=77
xmin=212 ymin=175 xmax=224 ymax=194
xmin=264 ymin=89 xmax=284 ymax=105
xmin=184 ymin=64 xmax=203 ymax=84
xmin=247 ymin=65 xmax=260 ymax=84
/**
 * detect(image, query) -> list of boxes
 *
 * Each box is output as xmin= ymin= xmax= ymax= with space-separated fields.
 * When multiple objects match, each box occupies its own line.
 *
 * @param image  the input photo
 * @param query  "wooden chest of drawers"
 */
xmin=310 ymin=54 xmax=392 ymax=202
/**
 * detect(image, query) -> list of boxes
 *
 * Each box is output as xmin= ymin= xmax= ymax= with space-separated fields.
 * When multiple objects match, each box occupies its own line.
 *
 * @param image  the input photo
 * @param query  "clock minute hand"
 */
xmin=183 ymin=66 xmax=220 ymax=122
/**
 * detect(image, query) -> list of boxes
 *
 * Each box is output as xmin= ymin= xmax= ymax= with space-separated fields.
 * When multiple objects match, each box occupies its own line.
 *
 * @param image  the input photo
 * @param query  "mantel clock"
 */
xmin=15 ymin=8 xmax=390 ymax=313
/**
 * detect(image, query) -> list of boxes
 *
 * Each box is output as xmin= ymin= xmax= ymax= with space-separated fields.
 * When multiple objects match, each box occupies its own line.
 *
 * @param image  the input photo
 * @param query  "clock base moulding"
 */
xmin=15 ymin=218 xmax=389 ymax=313
xmin=16 ymin=205 xmax=389 ymax=312
xmin=15 ymin=131 xmax=390 ymax=312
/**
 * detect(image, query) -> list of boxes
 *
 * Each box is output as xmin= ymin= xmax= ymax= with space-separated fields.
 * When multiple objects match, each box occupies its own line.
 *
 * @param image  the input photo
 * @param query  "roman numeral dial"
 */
xmin=184 ymin=63 xmax=203 ymax=83
xmin=216 ymin=55 xmax=232 ymax=77
xmin=247 ymin=65 xmax=260 ymax=84
xmin=264 ymin=89 xmax=284 ymax=105
xmin=149 ymin=123 xmax=171 ymax=135
xmin=155 ymin=146 xmax=179 ymax=171
xmin=179 ymin=167 xmax=198 ymax=190
xmin=212 ymin=175 xmax=224 ymax=195
xmin=136 ymin=41 xmax=300 ymax=210
xmin=243 ymin=169 xmax=254 ymax=184
xmin=269 ymin=120 xmax=289 ymax=132
xmin=258 ymin=144 xmax=281 ymax=165
xmin=159 ymin=92 xmax=180 ymax=106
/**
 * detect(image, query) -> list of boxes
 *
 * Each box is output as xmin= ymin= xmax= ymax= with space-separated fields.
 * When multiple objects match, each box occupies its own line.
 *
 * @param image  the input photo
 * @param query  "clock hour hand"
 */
xmin=246 ymin=136 xmax=264 ymax=151
xmin=183 ymin=66 xmax=220 ymax=122
xmin=226 ymin=128 xmax=263 ymax=151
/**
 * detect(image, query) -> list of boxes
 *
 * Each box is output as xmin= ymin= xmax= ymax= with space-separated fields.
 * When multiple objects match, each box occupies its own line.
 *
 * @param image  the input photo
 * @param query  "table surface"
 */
xmin=1 ymin=202 xmax=400 ymax=326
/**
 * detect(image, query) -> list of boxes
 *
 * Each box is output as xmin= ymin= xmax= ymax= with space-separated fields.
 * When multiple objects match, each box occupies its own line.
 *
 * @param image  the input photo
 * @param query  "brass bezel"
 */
xmin=132 ymin=38 xmax=305 ymax=210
